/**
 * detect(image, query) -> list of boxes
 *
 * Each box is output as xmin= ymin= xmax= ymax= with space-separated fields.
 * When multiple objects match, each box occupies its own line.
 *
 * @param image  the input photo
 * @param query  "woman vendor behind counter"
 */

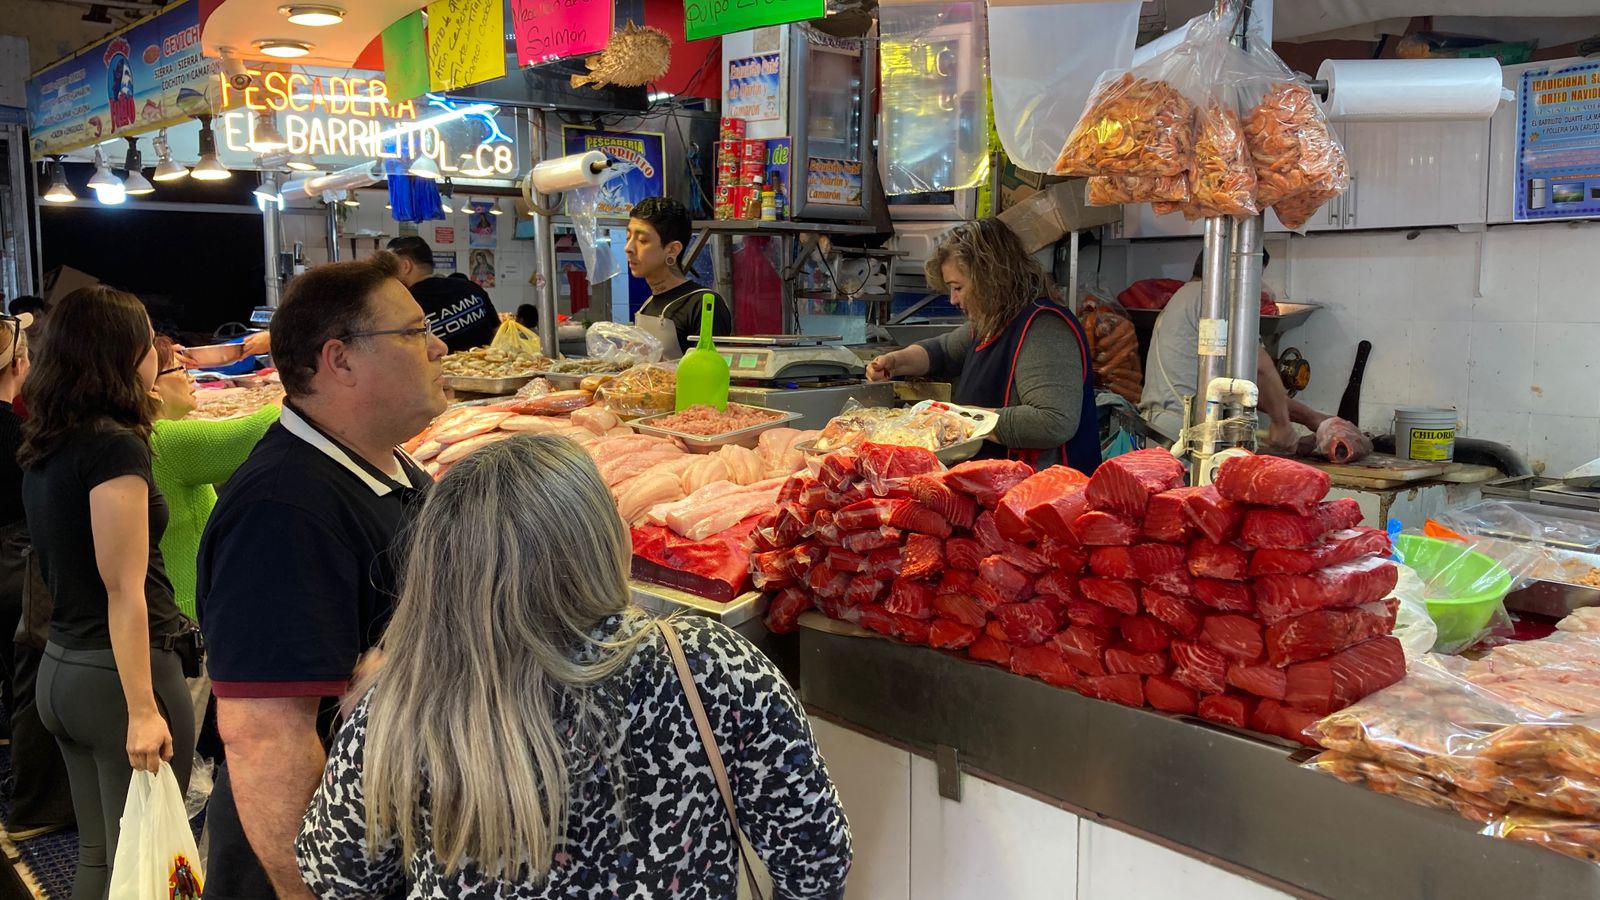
xmin=867 ymin=219 xmax=1099 ymax=474
xmin=626 ymin=197 xmax=732 ymax=358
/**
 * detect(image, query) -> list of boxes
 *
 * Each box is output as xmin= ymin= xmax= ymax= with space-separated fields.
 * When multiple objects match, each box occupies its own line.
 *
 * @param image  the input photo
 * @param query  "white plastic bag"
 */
xmin=1388 ymin=562 xmax=1439 ymax=659
xmin=110 ymin=762 xmax=205 ymax=900
xmin=879 ymin=2 xmax=990 ymax=195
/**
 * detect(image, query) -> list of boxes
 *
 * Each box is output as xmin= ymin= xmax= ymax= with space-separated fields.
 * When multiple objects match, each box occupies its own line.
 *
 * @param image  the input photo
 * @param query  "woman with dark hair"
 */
xmin=867 ymin=218 xmax=1100 ymax=473
xmin=626 ymin=196 xmax=732 ymax=357
xmin=20 ymin=286 xmax=196 ymax=899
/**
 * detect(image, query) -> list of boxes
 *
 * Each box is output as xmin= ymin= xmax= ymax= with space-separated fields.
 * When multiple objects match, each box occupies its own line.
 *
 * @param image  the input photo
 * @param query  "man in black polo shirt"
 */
xmin=384 ymin=235 xmax=498 ymax=352
xmin=196 ymin=252 xmax=447 ymax=898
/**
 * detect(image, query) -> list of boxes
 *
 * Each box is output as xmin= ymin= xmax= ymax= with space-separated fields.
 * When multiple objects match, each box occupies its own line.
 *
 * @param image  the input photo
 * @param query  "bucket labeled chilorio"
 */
xmin=1394 ymin=407 xmax=1458 ymax=462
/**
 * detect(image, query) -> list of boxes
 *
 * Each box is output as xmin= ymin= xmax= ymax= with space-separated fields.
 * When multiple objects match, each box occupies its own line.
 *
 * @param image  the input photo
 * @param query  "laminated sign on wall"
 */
xmin=1515 ymin=59 xmax=1600 ymax=221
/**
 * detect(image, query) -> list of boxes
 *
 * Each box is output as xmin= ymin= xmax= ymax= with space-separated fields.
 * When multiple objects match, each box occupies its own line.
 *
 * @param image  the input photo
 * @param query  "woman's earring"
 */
xmin=667 ymin=256 xmax=677 ymax=268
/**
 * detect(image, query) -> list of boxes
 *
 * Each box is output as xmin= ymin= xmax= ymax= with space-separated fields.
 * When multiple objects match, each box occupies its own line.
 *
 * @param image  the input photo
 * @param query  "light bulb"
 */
xmin=42 ymin=160 xmax=75 ymax=202
xmin=191 ymin=116 xmax=231 ymax=181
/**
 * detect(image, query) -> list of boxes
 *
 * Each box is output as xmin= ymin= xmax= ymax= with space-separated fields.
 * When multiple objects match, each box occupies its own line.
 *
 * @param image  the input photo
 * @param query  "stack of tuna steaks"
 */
xmin=754 ymin=446 xmax=1407 ymax=746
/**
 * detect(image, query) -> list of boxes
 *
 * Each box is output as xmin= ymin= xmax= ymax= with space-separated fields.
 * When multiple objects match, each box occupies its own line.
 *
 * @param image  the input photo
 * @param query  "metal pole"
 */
xmin=1191 ymin=216 xmax=1231 ymax=438
xmin=1225 ymin=215 xmax=1263 ymax=384
xmin=531 ymin=112 xmax=560 ymax=357
xmin=260 ymin=175 xmax=282 ymax=307
xmin=326 ymin=202 xmax=339 ymax=262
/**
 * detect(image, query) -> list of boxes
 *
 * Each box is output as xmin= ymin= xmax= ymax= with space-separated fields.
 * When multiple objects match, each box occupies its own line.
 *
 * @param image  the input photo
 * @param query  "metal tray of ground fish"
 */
xmin=629 ymin=403 xmax=803 ymax=450
xmin=443 ymin=374 xmax=536 ymax=395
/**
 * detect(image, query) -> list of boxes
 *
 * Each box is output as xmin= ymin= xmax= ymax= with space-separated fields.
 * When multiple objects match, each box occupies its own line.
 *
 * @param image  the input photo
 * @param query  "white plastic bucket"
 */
xmin=1394 ymin=407 xmax=1458 ymax=462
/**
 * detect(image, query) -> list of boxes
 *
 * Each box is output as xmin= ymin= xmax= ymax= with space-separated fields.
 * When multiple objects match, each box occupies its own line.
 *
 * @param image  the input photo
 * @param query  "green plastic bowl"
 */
xmin=1393 ymin=534 xmax=1513 ymax=650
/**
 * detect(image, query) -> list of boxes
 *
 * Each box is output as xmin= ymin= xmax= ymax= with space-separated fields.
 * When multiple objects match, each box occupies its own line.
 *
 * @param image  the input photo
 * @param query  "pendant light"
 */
xmin=247 ymin=112 xmax=288 ymax=153
xmin=191 ymin=115 xmax=232 ymax=181
xmin=439 ymin=177 xmax=454 ymax=214
xmin=151 ymin=129 xmax=188 ymax=181
xmin=41 ymin=157 xmax=75 ymax=203
xmin=487 ymin=198 xmax=502 ymax=216
xmin=252 ymin=173 xmax=280 ymax=202
xmin=407 ymin=155 xmax=442 ymax=180
xmin=121 ymin=137 xmax=154 ymax=195
xmin=87 ymin=147 xmax=126 ymax=204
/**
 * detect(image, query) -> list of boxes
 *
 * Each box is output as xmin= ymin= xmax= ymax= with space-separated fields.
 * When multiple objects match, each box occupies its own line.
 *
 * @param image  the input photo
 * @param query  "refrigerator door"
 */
xmin=789 ymin=28 xmax=876 ymax=221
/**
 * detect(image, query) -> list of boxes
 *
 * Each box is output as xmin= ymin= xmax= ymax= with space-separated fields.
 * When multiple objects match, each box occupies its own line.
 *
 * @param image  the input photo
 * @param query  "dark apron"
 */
xmin=951 ymin=298 xmax=1101 ymax=474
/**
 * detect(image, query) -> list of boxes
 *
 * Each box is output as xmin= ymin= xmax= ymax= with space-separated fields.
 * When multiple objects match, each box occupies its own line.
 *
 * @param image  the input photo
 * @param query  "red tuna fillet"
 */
xmin=817 ymin=450 xmax=859 ymax=492
xmin=1144 ymin=486 xmax=1205 ymax=543
xmin=1143 ymin=587 xmax=1204 ymax=637
xmin=980 ymin=555 xmax=1032 ymax=598
xmin=967 ymin=634 xmax=1014 ymax=667
xmin=892 ymin=615 xmax=931 ymax=645
xmin=843 ymin=575 xmax=886 ymax=607
xmin=1215 ymin=454 xmax=1331 ymax=513
xmin=1036 ymin=570 xmax=1080 ymax=604
xmin=1040 ymin=537 xmax=1088 ymax=573
xmin=1006 ymin=542 xmax=1053 ymax=575
xmin=902 ymin=533 xmax=944 ymax=580
xmin=884 ymin=578 xmax=935 ymax=620
xmin=973 ymin=510 xmax=1009 ymax=553
xmin=1025 ymin=489 xmax=1091 ymax=547
xmin=1198 ymin=693 xmax=1258 ymax=729
xmin=1066 ymin=600 xmax=1123 ymax=630
xmin=1193 ymin=578 xmax=1254 ymax=613
xmin=946 ymin=537 xmax=985 ymax=571
xmin=1085 ymin=449 xmax=1186 ymax=517
xmin=1073 ymin=510 xmax=1141 ymax=546
xmin=995 ymin=602 xmax=1060 ymax=646
xmin=909 ymin=474 xmax=978 ymax=531
xmin=997 ymin=467 xmax=1089 ymax=542
xmin=928 ymin=619 xmax=981 ymax=650
xmin=834 ymin=498 xmax=953 ymax=538
xmin=1171 ymin=640 xmax=1229 ymax=694
xmin=1242 ymin=498 xmax=1364 ymax=550
xmin=1198 ymin=614 xmax=1266 ymax=662
xmin=764 ymin=588 xmax=813 ymax=634
xmin=1265 ymin=598 xmax=1399 ymax=667
xmin=1145 ymin=675 xmax=1199 ymax=714
xmin=1284 ymin=636 xmax=1406 ymax=715
xmin=1080 ymin=577 xmax=1140 ymax=615
xmin=1182 ymin=485 xmax=1245 ymax=544
xmin=1010 ymin=645 xmax=1079 ymax=688
xmin=1250 ymin=527 xmax=1392 ymax=576
xmin=857 ymin=443 xmax=942 ymax=494
xmin=936 ymin=569 xmax=976 ymax=596
xmin=857 ymin=604 xmax=897 ymax=636
xmin=932 ymin=592 xmax=987 ymax=628
xmin=1255 ymin=557 xmax=1399 ymax=624
xmin=865 ymin=547 xmax=904 ymax=581
xmin=1105 ymin=647 xmax=1170 ymax=676
xmin=1228 ymin=663 xmax=1288 ymax=701
xmin=1078 ymin=673 xmax=1145 ymax=708
xmin=825 ymin=548 xmax=867 ymax=574
xmin=841 ymin=526 xmax=905 ymax=554
xmin=1130 ymin=543 xmax=1189 ymax=588
xmin=1251 ymin=700 xmax=1322 ymax=747
xmin=1120 ymin=615 xmax=1176 ymax=654
xmin=1089 ymin=547 xmax=1138 ymax=579
xmin=1187 ymin=539 xmax=1251 ymax=581
xmin=945 ymin=459 xmax=1034 ymax=508
xmin=777 ymin=474 xmax=809 ymax=505
xmin=985 ymin=620 xmax=1008 ymax=642
xmin=1051 ymin=626 xmax=1112 ymax=676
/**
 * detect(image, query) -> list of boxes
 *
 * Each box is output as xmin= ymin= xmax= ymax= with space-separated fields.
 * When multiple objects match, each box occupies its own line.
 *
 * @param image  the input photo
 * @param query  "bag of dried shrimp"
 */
xmin=1052 ymin=35 xmax=1203 ymax=181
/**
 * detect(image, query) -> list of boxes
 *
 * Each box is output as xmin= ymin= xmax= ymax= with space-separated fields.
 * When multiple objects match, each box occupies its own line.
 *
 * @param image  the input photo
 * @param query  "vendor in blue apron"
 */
xmin=867 ymin=219 xmax=1099 ymax=474
xmin=625 ymin=197 xmax=733 ymax=359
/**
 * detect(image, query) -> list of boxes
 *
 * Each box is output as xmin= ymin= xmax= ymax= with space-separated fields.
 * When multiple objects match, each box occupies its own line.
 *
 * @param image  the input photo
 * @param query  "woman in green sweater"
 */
xmin=150 ymin=338 xmax=280 ymax=731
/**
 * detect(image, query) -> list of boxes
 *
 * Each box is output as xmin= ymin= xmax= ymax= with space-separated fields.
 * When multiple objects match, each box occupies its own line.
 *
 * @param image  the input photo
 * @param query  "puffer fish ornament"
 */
xmin=571 ymin=22 xmax=672 ymax=89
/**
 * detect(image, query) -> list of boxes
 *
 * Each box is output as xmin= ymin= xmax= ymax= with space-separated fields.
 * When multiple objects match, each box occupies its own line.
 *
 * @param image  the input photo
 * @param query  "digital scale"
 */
xmin=247 ymin=307 xmax=276 ymax=330
xmin=714 ymin=335 xmax=893 ymax=429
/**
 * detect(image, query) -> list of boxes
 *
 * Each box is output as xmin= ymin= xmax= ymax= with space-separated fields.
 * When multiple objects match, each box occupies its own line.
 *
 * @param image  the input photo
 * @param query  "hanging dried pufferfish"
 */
xmin=571 ymin=23 xmax=672 ymax=89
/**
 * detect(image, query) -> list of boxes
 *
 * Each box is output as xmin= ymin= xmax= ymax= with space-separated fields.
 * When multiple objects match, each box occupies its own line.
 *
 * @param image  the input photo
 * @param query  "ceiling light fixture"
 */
xmin=487 ymin=199 xmax=502 ymax=216
xmin=439 ymin=178 xmax=454 ymax=214
xmin=121 ymin=137 xmax=154 ymax=195
xmin=191 ymin=115 xmax=232 ymax=181
xmin=151 ymin=129 xmax=188 ymax=181
xmin=343 ymin=193 xmax=360 ymax=207
xmin=256 ymin=39 xmax=312 ymax=59
xmin=252 ymin=174 xmax=281 ymax=202
xmin=42 ymin=158 xmax=75 ymax=203
xmin=246 ymin=112 xmax=288 ymax=152
xmin=408 ymin=155 xmax=441 ymax=180
xmin=88 ymin=147 xmax=126 ymax=205
xmin=280 ymin=5 xmax=344 ymax=26
xmin=286 ymin=154 xmax=318 ymax=171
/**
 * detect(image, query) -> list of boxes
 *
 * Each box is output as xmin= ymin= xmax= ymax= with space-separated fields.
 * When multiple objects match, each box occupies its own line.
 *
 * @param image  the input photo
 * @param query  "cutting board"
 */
xmin=1297 ymin=452 xmax=1449 ymax=489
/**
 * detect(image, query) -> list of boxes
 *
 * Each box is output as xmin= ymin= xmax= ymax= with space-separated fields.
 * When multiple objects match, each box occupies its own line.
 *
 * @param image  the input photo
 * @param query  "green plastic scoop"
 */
xmin=674 ymin=292 xmax=729 ymax=411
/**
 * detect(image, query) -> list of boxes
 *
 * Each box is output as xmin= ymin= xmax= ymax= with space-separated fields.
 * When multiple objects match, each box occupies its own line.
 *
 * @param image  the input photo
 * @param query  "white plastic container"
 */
xmin=1394 ymin=407 xmax=1458 ymax=463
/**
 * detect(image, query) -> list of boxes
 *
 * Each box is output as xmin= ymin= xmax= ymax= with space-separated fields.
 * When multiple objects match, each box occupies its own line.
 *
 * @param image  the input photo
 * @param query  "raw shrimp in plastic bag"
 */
xmin=595 ymin=362 xmax=676 ymax=419
xmin=1306 ymin=750 xmax=1507 ymax=825
xmin=586 ymin=321 xmax=664 ymax=364
xmin=1489 ymin=807 xmax=1600 ymax=863
xmin=1052 ymin=31 xmax=1203 ymax=180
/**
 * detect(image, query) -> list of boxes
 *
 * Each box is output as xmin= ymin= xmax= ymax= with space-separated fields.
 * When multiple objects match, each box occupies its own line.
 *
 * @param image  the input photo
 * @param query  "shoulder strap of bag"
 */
xmin=656 ymin=619 xmax=766 ymax=900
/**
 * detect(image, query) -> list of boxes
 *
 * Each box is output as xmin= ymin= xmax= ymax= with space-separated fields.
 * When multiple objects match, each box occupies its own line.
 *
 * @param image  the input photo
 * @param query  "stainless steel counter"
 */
xmin=799 ymin=623 xmax=1600 ymax=900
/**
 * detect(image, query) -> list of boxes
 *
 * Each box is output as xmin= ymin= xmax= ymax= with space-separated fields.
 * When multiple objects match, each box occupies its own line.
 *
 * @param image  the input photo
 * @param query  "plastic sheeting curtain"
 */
xmin=879 ymin=1 xmax=990 ymax=195
xmin=987 ymin=0 xmax=1142 ymax=173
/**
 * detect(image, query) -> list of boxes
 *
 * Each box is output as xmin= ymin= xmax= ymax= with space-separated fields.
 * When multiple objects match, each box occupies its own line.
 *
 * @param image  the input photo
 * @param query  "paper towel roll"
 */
xmin=529 ymin=150 xmax=612 ymax=193
xmin=1318 ymin=58 xmax=1507 ymax=122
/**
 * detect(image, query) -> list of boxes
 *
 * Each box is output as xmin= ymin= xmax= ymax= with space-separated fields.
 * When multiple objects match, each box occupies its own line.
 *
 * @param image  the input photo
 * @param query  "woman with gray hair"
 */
xmin=295 ymin=434 xmax=851 ymax=898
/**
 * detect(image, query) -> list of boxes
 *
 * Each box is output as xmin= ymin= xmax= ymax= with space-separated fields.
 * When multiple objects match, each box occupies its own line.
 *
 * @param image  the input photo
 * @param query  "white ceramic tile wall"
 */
xmin=1272 ymin=222 xmax=1600 ymax=475
xmin=907 ymin=756 xmax=1079 ymax=900
xmin=1076 ymin=822 xmax=1291 ymax=900
xmin=809 ymin=718 xmax=912 ymax=900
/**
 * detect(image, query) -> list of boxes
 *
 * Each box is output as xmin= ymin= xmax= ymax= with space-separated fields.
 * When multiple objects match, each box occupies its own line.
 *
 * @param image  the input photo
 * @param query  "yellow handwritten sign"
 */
xmin=427 ymin=0 xmax=507 ymax=93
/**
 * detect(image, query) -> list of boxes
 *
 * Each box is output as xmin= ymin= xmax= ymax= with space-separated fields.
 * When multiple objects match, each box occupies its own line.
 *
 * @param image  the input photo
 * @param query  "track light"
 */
xmin=121 ymin=137 xmax=153 ymax=195
xmin=152 ymin=129 xmax=188 ymax=181
xmin=191 ymin=115 xmax=232 ymax=181
xmin=252 ymin=174 xmax=280 ymax=202
xmin=42 ymin=158 xmax=75 ymax=203
xmin=440 ymin=177 xmax=454 ymax=214
xmin=88 ymin=147 xmax=125 ymax=203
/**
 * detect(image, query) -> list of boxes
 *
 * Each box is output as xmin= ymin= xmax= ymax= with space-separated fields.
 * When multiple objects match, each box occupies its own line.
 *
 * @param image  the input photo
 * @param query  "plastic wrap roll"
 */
xmin=1317 ymin=58 xmax=1507 ymax=122
xmin=529 ymin=150 xmax=611 ymax=193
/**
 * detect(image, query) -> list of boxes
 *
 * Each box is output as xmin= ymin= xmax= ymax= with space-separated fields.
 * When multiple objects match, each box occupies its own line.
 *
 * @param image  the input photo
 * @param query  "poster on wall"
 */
xmin=727 ymin=54 xmax=781 ymax=121
xmin=1515 ymin=60 xmax=1600 ymax=221
xmin=468 ymin=202 xmax=498 ymax=247
xmin=25 ymin=0 xmax=220 ymax=158
xmin=433 ymin=251 xmax=458 ymax=273
xmin=469 ymin=249 xmax=496 ymax=287
xmin=805 ymin=157 xmax=862 ymax=205
xmin=436 ymin=226 xmax=457 ymax=245
xmin=561 ymin=126 xmax=666 ymax=217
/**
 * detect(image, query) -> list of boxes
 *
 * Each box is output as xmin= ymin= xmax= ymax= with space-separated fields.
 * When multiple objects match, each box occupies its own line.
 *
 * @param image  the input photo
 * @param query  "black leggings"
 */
xmin=38 ymin=642 xmax=194 ymax=900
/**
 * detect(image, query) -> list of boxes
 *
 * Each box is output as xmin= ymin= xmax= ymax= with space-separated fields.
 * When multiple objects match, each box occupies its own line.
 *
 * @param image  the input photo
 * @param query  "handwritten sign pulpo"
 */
xmin=684 ymin=0 xmax=825 ymax=42
xmin=513 ymin=0 xmax=613 ymax=66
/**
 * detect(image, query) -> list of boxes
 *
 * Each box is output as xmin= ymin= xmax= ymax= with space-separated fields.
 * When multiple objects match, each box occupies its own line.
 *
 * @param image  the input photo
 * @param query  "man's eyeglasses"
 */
xmin=157 ymin=365 xmax=187 ymax=377
xmin=340 ymin=326 xmax=432 ymax=343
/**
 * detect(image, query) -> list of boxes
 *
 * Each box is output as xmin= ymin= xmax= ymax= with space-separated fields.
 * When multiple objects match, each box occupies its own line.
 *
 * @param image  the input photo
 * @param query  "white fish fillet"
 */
xmin=617 ymin=471 xmax=687 ymax=524
xmin=678 ymin=487 xmax=784 ymax=541
xmin=647 ymin=480 xmax=744 ymax=527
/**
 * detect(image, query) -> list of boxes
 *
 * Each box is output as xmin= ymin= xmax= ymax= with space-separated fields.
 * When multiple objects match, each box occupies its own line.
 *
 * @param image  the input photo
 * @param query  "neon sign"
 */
xmin=218 ymin=69 xmax=518 ymax=177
